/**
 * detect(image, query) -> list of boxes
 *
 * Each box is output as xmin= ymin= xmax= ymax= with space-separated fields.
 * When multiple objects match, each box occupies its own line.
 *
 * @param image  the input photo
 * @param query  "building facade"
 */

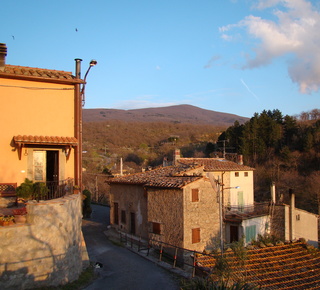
xmin=0 ymin=43 xmax=84 ymax=191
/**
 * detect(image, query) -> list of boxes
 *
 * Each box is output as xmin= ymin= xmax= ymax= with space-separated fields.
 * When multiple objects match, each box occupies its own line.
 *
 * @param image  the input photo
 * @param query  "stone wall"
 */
xmin=110 ymin=184 xmax=148 ymax=238
xmin=0 ymin=194 xmax=89 ymax=290
xmin=148 ymin=188 xmax=184 ymax=248
xmin=183 ymin=179 xmax=219 ymax=252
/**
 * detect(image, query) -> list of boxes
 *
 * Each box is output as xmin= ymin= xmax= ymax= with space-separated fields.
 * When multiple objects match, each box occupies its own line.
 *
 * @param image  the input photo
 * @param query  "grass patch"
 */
xmin=34 ymin=264 xmax=96 ymax=290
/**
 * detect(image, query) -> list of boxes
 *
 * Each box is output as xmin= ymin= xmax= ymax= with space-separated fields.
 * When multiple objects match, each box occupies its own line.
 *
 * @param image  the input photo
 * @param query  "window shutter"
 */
xmin=192 ymin=188 xmax=199 ymax=202
xmin=192 ymin=228 xmax=200 ymax=243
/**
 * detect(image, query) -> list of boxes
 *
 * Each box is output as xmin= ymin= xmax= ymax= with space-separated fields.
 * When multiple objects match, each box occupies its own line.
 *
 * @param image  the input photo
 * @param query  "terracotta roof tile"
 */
xmin=177 ymin=158 xmax=254 ymax=171
xmin=13 ymin=135 xmax=78 ymax=146
xmin=0 ymin=65 xmax=80 ymax=82
xmin=109 ymin=165 xmax=202 ymax=188
xmin=196 ymin=240 xmax=320 ymax=289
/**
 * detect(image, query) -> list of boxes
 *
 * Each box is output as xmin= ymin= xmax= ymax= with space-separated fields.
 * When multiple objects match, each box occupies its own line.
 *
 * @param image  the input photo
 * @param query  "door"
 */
xmin=114 ymin=202 xmax=119 ymax=225
xmin=130 ymin=212 xmax=136 ymax=235
xmin=230 ymin=225 xmax=239 ymax=243
xmin=238 ymin=191 xmax=244 ymax=212
xmin=33 ymin=151 xmax=46 ymax=182
xmin=46 ymin=151 xmax=59 ymax=183
xmin=33 ymin=150 xmax=59 ymax=183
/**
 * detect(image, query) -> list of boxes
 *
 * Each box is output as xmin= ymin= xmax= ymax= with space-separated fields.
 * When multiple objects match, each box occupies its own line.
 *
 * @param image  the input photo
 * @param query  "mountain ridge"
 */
xmin=83 ymin=104 xmax=249 ymax=126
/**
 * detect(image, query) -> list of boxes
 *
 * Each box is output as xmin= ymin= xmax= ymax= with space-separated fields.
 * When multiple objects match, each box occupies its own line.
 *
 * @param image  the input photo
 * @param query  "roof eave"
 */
xmin=0 ymin=73 xmax=85 ymax=85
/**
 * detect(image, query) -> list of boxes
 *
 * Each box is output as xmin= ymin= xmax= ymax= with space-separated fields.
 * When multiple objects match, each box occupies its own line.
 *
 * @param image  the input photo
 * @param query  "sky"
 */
xmin=1 ymin=0 xmax=320 ymax=118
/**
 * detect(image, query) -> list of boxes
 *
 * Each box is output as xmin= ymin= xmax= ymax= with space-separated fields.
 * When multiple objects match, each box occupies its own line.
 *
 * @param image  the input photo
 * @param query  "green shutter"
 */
xmin=245 ymin=225 xmax=256 ymax=243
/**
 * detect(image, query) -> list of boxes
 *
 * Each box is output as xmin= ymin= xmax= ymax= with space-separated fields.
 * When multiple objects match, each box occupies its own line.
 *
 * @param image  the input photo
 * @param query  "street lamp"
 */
xmin=208 ymin=173 xmax=239 ymax=254
xmin=215 ymin=176 xmax=240 ymax=255
xmin=74 ymin=59 xmax=97 ymax=190
xmin=81 ymin=60 xmax=97 ymax=106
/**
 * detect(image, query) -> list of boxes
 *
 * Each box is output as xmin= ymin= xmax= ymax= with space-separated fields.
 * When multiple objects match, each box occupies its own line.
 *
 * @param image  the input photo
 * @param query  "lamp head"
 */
xmin=90 ymin=59 xmax=97 ymax=66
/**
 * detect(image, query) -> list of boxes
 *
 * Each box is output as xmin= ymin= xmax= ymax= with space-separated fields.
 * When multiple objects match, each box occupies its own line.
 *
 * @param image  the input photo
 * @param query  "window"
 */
xmin=244 ymin=172 xmax=248 ymax=177
xmin=152 ymin=222 xmax=161 ymax=235
xmin=235 ymin=172 xmax=239 ymax=177
xmin=192 ymin=228 xmax=200 ymax=244
xmin=121 ymin=210 xmax=126 ymax=224
xmin=192 ymin=188 xmax=199 ymax=202
xmin=245 ymin=225 xmax=256 ymax=243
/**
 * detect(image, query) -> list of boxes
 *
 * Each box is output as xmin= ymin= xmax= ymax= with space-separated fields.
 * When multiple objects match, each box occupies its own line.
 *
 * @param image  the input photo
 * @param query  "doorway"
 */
xmin=230 ymin=225 xmax=239 ymax=243
xmin=33 ymin=150 xmax=59 ymax=183
xmin=130 ymin=212 xmax=136 ymax=235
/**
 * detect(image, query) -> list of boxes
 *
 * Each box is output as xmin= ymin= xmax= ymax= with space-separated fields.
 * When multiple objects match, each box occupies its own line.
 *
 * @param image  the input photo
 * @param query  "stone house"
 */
xmin=0 ymin=43 xmax=86 ymax=204
xmin=109 ymin=150 xmax=271 ymax=252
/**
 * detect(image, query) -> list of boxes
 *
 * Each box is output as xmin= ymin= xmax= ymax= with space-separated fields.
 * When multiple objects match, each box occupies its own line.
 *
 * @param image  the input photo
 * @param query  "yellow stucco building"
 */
xmin=0 ymin=43 xmax=84 ymax=191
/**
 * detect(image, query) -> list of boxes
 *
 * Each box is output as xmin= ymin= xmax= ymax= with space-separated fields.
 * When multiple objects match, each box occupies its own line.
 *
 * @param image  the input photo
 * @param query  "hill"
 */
xmin=83 ymin=104 xmax=248 ymax=126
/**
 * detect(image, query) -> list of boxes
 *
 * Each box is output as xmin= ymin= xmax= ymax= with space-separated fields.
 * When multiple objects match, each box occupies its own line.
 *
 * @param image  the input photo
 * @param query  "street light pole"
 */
xmin=217 ymin=176 xmax=224 ymax=254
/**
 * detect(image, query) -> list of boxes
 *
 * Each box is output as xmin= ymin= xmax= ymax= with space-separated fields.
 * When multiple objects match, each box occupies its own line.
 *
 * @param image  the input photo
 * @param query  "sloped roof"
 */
xmin=177 ymin=158 xmax=254 ymax=171
xmin=0 ymin=64 xmax=83 ymax=84
xmin=13 ymin=135 xmax=78 ymax=146
xmin=196 ymin=240 xmax=320 ymax=289
xmin=108 ymin=165 xmax=202 ymax=188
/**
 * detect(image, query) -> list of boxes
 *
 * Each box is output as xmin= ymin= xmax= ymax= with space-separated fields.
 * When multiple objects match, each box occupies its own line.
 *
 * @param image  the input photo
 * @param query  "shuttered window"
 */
xmin=192 ymin=188 xmax=199 ymax=202
xmin=245 ymin=225 xmax=256 ymax=243
xmin=192 ymin=228 xmax=200 ymax=244
xmin=152 ymin=222 xmax=161 ymax=235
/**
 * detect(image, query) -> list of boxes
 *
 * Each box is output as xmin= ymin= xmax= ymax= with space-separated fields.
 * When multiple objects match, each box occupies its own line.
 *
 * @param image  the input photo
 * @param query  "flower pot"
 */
xmin=0 ymin=220 xmax=14 ymax=226
xmin=14 ymin=215 xmax=27 ymax=224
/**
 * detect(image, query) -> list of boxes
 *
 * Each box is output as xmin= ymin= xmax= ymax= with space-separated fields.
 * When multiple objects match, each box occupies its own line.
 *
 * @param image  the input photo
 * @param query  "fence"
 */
xmin=118 ymin=231 xmax=208 ymax=278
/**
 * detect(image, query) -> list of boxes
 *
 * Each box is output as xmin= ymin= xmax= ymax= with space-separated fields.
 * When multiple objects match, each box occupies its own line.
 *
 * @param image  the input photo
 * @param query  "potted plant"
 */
xmin=16 ymin=178 xmax=48 ymax=201
xmin=0 ymin=215 xmax=15 ymax=226
xmin=13 ymin=207 xmax=27 ymax=224
xmin=73 ymin=185 xmax=80 ymax=194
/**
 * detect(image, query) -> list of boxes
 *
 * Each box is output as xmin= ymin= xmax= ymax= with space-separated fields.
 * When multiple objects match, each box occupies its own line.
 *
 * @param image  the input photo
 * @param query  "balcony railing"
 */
xmin=224 ymin=202 xmax=271 ymax=221
xmin=38 ymin=178 xmax=74 ymax=201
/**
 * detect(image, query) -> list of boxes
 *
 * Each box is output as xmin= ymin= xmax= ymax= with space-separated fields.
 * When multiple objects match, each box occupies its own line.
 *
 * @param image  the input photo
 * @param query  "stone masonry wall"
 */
xmin=0 ymin=194 xmax=89 ymax=290
xmin=110 ymin=184 xmax=148 ymax=238
xmin=183 ymin=178 xmax=220 ymax=252
xmin=148 ymin=188 xmax=184 ymax=248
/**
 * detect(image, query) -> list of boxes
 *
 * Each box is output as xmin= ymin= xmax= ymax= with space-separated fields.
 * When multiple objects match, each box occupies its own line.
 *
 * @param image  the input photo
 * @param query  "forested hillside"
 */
xmin=214 ymin=109 xmax=320 ymax=214
xmin=83 ymin=120 xmax=225 ymax=173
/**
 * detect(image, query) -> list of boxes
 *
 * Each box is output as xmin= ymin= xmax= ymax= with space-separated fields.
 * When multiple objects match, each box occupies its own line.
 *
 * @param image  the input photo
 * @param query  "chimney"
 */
xmin=289 ymin=188 xmax=295 ymax=241
xmin=74 ymin=58 xmax=82 ymax=79
xmin=0 ymin=43 xmax=7 ymax=72
xmin=238 ymin=154 xmax=243 ymax=165
xmin=174 ymin=149 xmax=181 ymax=165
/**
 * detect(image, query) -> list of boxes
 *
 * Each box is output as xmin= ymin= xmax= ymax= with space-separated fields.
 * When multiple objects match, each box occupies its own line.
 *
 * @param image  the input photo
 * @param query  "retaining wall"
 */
xmin=0 ymin=194 xmax=89 ymax=289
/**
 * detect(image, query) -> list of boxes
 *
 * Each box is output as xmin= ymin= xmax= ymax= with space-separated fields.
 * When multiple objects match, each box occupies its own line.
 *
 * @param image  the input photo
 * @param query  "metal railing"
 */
xmin=118 ymin=231 xmax=206 ymax=278
xmin=224 ymin=202 xmax=270 ymax=220
xmin=40 ymin=178 xmax=74 ymax=200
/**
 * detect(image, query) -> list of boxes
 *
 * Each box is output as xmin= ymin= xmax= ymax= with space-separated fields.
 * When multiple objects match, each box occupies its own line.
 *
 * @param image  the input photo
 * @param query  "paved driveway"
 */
xmin=82 ymin=204 xmax=180 ymax=290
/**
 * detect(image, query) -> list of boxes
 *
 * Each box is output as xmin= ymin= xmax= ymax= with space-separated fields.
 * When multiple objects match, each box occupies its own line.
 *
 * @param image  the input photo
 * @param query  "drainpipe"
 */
xmin=74 ymin=59 xmax=82 ymax=189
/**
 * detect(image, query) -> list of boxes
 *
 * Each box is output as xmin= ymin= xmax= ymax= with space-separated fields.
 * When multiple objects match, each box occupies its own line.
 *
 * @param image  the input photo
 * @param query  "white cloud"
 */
xmin=221 ymin=0 xmax=320 ymax=94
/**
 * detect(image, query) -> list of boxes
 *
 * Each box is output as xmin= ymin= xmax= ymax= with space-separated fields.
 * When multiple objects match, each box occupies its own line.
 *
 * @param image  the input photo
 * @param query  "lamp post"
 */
xmin=74 ymin=59 xmax=97 ymax=191
xmin=218 ymin=179 xmax=240 ymax=254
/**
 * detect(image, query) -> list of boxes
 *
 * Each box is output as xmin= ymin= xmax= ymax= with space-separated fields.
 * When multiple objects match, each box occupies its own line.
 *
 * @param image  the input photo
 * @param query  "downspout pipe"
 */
xmin=74 ymin=58 xmax=82 ymax=189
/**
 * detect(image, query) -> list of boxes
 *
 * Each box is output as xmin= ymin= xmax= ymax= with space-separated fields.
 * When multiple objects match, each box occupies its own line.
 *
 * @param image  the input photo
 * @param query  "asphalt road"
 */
xmin=82 ymin=204 xmax=180 ymax=290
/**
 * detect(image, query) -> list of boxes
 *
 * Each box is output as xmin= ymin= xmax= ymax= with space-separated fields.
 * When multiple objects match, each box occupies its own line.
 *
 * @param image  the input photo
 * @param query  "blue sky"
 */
xmin=2 ymin=0 xmax=319 ymax=118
